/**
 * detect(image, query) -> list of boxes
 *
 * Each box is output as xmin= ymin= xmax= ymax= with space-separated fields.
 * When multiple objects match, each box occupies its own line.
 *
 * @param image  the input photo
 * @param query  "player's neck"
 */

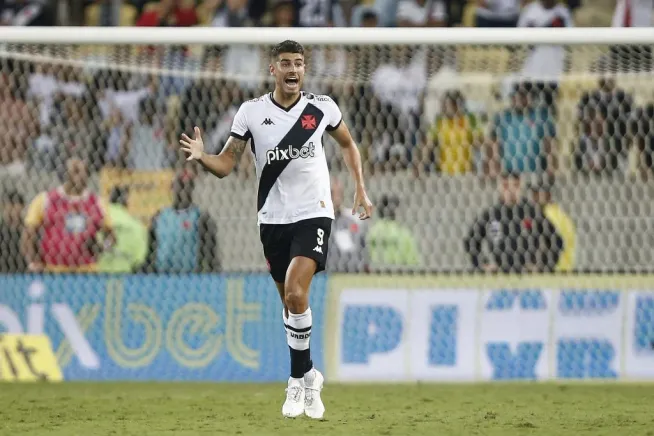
xmin=272 ymin=88 xmax=301 ymax=109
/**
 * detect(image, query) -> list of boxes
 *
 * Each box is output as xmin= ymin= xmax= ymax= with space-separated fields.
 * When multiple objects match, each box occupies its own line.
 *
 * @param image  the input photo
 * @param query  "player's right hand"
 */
xmin=179 ymin=126 xmax=205 ymax=161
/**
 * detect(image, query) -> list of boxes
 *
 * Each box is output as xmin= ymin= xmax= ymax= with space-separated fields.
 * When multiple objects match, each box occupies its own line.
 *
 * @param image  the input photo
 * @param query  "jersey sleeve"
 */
xmin=24 ymin=192 xmax=46 ymax=228
xmin=229 ymin=103 xmax=252 ymax=141
xmin=324 ymin=97 xmax=343 ymax=132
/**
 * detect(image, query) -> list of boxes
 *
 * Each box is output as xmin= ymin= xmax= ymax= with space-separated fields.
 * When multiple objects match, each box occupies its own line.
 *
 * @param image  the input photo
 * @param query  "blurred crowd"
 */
xmin=0 ymin=0 xmax=649 ymax=180
xmin=0 ymin=0 xmax=650 ymax=275
xmin=0 ymin=0 xmax=622 ymax=29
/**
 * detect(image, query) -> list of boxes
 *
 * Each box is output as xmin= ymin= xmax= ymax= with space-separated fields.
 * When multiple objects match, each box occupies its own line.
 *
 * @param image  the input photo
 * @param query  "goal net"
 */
xmin=0 ymin=28 xmax=652 ymax=382
xmin=0 ymin=29 xmax=651 ymax=274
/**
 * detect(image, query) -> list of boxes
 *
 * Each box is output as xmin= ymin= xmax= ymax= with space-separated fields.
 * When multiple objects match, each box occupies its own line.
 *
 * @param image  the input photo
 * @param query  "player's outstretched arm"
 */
xmin=179 ymin=127 xmax=247 ymax=179
xmin=328 ymin=122 xmax=373 ymax=220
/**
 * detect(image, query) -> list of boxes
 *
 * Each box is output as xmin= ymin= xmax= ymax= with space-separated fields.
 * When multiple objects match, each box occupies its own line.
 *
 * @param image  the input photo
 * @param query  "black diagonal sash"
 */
xmin=257 ymin=103 xmax=325 ymax=212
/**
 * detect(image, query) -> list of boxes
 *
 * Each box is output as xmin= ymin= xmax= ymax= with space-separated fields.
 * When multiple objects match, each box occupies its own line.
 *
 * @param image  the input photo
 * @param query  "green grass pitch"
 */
xmin=2 ymin=383 xmax=654 ymax=435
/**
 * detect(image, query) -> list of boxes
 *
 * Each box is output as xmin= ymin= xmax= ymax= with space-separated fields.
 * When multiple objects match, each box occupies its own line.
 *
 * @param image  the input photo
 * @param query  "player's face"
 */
xmin=271 ymin=53 xmax=305 ymax=96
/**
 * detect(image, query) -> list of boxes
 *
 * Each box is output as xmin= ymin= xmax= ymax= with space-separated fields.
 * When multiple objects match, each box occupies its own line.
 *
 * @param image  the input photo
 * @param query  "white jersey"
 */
xmin=230 ymin=92 xmax=342 ymax=225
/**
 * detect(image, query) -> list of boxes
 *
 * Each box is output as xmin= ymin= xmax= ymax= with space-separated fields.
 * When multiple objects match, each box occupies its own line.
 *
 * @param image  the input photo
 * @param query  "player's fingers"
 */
xmin=179 ymin=140 xmax=191 ymax=147
xmin=180 ymin=147 xmax=192 ymax=153
xmin=186 ymin=154 xmax=194 ymax=161
xmin=194 ymin=126 xmax=202 ymax=138
xmin=181 ymin=133 xmax=192 ymax=143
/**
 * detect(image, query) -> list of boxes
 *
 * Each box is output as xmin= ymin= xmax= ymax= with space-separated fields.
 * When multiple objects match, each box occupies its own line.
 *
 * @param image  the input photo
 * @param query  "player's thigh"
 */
xmin=285 ymin=256 xmax=319 ymax=297
xmin=287 ymin=217 xmax=333 ymax=282
xmin=259 ymin=223 xmax=292 ymax=284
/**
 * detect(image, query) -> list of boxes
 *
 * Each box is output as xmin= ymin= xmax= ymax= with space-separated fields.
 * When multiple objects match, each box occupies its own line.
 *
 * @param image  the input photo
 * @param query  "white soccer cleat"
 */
xmin=282 ymin=377 xmax=305 ymax=418
xmin=303 ymin=368 xmax=325 ymax=419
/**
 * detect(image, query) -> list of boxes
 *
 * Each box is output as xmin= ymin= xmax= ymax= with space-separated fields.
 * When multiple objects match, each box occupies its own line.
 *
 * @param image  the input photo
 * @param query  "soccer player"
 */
xmin=179 ymin=40 xmax=373 ymax=419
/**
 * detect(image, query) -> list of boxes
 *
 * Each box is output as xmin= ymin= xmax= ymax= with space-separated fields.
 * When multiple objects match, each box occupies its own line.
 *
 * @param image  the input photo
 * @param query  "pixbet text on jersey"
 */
xmin=266 ymin=142 xmax=316 ymax=165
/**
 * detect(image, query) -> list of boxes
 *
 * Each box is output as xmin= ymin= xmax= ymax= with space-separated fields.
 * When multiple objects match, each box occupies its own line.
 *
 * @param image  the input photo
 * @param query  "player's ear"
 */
xmin=269 ymin=64 xmax=274 ymax=76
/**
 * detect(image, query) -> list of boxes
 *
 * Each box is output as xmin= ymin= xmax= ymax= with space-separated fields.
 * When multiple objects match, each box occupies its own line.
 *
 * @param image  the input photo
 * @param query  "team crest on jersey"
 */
xmin=65 ymin=213 xmax=88 ymax=234
xmin=301 ymin=115 xmax=317 ymax=130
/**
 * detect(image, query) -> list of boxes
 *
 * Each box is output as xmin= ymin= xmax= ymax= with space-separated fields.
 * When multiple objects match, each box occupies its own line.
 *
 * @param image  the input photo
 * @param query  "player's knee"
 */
xmin=284 ymin=281 xmax=308 ymax=313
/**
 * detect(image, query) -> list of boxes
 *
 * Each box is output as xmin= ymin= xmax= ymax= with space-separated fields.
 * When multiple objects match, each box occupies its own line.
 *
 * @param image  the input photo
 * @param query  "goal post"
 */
xmin=0 ymin=26 xmax=653 ymax=45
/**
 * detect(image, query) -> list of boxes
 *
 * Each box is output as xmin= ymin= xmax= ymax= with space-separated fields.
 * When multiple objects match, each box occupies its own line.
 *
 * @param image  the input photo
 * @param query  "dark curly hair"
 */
xmin=270 ymin=40 xmax=304 ymax=60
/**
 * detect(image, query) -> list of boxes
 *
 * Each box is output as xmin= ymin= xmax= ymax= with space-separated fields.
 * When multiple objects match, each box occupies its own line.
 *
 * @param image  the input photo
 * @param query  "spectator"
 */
xmin=22 ymin=157 xmax=115 ymax=273
xmin=136 ymin=0 xmax=198 ymax=27
xmin=0 ymin=190 xmax=26 ymax=273
xmin=0 ymin=71 xmax=35 ymax=176
xmin=28 ymin=63 xmax=86 ymax=128
xmin=291 ymin=0 xmax=338 ymax=27
xmin=518 ymin=0 xmax=573 ymax=80
xmin=578 ymin=77 xmax=633 ymax=142
xmin=574 ymin=105 xmax=622 ymax=176
xmin=488 ymin=84 xmax=557 ymax=176
xmin=92 ymin=72 xmax=154 ymax=124
xmin=98 ymin=187 xmax=148 ymax=273
xmin=126 ymin=98 xmax=174 ymax=171
xmin=423 ymin=90 xmax=482 ymax=175
xmin=475 ymin=0 xmax=520 ymax=27
xmin=575 ymin=77 xmax=634 ymax=173
xmin=178 ymin=70 xmax=251 ymax=171
xmin=360 ymin=8 xmax=379 ymax=27
xmin=630 ymin=103 xmax=654 ymax=180
xmin=178 ymin=59 xmax=223 ymax=148
xmin=326 ymin=177 xmax=367 ymax=273
xmin=369 ymin=46 xmax=426 ymax=170
xmin=269 ymin=0 xmax=296 ymax=26
xmin=50 ymin=95 xmax=107 ymax=175
xmin=0 ymin=0 xmax=54 ymax=26
xmin=84 ymin=0 xmax=138 ymax=26
xmin=575 ymin=77 xmax=632 ymax=175
xmin=527 ymin=177 xmax=576 ymax=273
xmin=464 ymin=172 xmax=563 ymax=273
xmin=397 ymin=0 xmax=446 ymax=27
xmin=198 ymin=0 xmax=255 ymax=26
xmin=366 ymin=194 xmax=420 ymax=271
xmin=104 ymin=109 xmax=130 ymax=168
xmin=146 ymin=171 xmax=218 ymax=273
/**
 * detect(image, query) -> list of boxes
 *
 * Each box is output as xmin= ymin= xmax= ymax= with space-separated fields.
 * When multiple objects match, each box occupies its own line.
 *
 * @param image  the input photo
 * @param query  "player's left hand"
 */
xmin=352 ymin=187 xmax=373 ymax=220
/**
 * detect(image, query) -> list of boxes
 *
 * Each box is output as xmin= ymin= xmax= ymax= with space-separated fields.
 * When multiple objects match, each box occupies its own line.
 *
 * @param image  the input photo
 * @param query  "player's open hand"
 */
xmin=352 ymin=187 xmax=373 ymax=220
xmin=179 ymin=126 xmax=205 ymax=161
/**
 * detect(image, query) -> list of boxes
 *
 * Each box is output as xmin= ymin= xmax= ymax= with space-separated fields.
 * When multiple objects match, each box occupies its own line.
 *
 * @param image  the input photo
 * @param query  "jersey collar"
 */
xmin=269 ymin=91 xmax=303 ymax=112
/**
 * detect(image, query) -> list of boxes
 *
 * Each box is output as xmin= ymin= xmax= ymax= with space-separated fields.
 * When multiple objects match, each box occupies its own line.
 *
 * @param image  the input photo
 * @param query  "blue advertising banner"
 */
xmin=0 ymin=274 xmax=327 ymax=381
xmin=327 ymin=275 xmax=654 ymax=382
